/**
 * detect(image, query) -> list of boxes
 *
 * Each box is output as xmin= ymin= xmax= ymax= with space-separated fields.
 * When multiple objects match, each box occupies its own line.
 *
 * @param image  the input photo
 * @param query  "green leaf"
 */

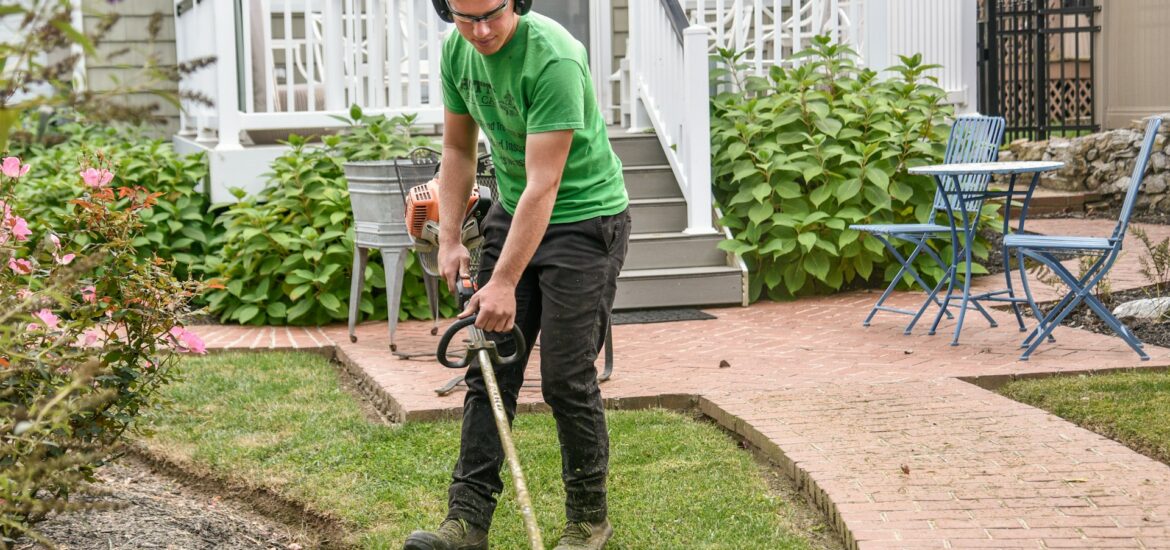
xmin=866 ymin=169 xmax=891 ymax=191
xmin=727 ymin=141 xmax=748 ymax=159
xmin=804 ymin=253 xmax=830 ymax=281
xmin=814 ymin=117 xmax=842 ymax=138
xmin=748 ymin=202 xmax=773 ymax=224
xmin=266 ymin=302 xmax=288 ymax=318
xmin=836 ymin=178 xmax=862 ymax=202
xmin=776 ymin=181 xmax=803 ymax=200
xmin=797 ymin=232 xmax=817 ymax=253
xmin=802 ymin=165 xmax=823 ymax=183
xmin=319 ymin=292 xmax=342 ymax=312
xmin=236 ymin=305 xmax=260 ymax=324
xmin=287 ymin=299 xmax=314 ymax=321
xmin=809 ymin=184 xmax=832 ymax=207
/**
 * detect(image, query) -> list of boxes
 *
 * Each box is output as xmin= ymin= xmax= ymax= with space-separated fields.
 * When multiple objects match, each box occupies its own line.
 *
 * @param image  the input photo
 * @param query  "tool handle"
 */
xmin=435 ymin=317 xmax=527 ymax=369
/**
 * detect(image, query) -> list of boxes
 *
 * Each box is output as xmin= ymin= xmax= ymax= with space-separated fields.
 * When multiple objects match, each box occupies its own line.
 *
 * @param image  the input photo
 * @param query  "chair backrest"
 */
xmin=1111 ymin=116 xmax=1164 ymax=243
xmin=932 ymin=115 xmax=1006 ymax=215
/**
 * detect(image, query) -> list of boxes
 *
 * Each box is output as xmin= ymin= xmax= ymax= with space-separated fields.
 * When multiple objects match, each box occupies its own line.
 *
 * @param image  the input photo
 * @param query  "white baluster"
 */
xmin=369 ymin=0 xmax=385 ymax=108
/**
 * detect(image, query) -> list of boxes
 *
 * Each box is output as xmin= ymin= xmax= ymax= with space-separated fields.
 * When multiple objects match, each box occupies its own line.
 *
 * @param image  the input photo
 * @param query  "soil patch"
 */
xmin=1056 ymin=286 xmax=1170 ymax=349
xmin=13 ymin=455 xmax=320 ymax=550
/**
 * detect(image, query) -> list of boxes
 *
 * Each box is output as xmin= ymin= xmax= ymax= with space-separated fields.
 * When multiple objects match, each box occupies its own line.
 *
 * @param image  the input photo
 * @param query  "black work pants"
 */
xmin=446 ymin=203 xmax=631 ymax=531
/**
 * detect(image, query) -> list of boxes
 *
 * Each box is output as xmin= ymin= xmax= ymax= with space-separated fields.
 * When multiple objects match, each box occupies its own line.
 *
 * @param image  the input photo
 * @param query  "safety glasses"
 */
xmin=449 ymin=0 xmax=511 ymax=24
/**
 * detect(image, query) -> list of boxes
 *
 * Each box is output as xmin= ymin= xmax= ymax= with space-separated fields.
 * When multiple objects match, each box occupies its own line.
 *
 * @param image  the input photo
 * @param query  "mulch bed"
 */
xmin=14 ymin=456 xmax=316 ymax=550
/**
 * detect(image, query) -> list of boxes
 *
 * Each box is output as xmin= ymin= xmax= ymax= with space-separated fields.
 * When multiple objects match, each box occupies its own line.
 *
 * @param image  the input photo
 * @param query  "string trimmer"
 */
xmin=437 ymin=277 xmax=543 ymax=549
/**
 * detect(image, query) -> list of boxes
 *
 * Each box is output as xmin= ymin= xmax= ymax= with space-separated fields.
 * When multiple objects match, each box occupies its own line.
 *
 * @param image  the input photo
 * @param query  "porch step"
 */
xmin=609 ymin=129 xmax=668 ymax=167
xmin=623 ymin=166 xmax=682 ymax=199
xmin=629 ymin=197 xmax=688 ymax=234
xmin=625 ymin=232 xmax=729 ymax=270
xmin=615 ymin=266 xmax=746 ymax=310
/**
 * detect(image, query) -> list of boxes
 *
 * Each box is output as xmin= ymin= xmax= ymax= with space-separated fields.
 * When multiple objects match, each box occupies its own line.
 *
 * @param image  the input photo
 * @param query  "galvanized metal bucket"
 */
xmin=342 ymin=159 xmax=436 ymax=248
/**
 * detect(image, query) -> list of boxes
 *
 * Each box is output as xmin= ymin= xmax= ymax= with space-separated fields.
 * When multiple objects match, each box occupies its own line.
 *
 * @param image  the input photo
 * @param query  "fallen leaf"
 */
xmin=900 ymin=464 xmax=910 ymax=475
xmin=904 ymin=350 xmax=913 ymax=355
xmin=718 ymin=360 xmax=731 ymax=369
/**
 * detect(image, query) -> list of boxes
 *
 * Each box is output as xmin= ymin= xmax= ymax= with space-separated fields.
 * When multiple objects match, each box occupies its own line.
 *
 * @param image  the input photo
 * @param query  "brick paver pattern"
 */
xmin=193 ymin=219 xmax=1170 ymax=549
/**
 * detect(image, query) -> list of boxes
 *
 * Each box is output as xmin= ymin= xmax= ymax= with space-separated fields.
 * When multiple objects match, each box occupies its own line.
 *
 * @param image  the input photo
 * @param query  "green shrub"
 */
xmin=204 ymin=109 xmax=452 ymax=326
xmin=710 ymin=36 xmax=1000 ymax=301
xmin=9 ymin=118 xmax=216 ymax=280
xmin=1 ymin=152 xmax=203 ymax=544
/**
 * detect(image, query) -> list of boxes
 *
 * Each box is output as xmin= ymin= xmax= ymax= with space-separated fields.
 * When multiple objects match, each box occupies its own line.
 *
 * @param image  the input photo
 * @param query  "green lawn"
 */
xmin=998 ymin=369 xmax=1170 ymax=464
xmin=141 ymin=352 xmax=828 ymax=549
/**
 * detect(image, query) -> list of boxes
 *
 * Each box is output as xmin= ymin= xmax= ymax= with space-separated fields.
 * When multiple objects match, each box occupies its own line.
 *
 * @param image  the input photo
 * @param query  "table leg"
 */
xmin=1000 ymin=173 xmax=1027 ymax=331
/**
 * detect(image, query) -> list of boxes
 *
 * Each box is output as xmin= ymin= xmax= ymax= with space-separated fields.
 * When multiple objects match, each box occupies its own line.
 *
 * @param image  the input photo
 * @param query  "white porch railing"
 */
xmin=678 ymin=0 xmax=978 ymax=107
xmin=622 ymin=0 xmax=976 ymax=234
xmin=627 ymin=1 xmax=716 ymax=235
xmin=175 ymin=0 xmax=448 ymax=146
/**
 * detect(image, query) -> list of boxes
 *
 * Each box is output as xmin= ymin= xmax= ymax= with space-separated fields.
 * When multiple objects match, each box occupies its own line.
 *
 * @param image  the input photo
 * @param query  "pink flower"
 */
xmin=49 ymin=234 xmax=60 ymax=249
xmin=10 ymin=216 xmax=30 ymax=241
xmin=80 ymin=285 xmax=96 ymax=303
xmin=8 ymin=257 xmax=32 ymax=275
xmin=168 ymin=326 xmax=207 ymax=354
xmin=81 ymin=168 xmax=115 ymax=188
xmin=1 ymin=157 xmax=30 ymax=178
xmin=28 ymin=309 xmax=60 ymax=332
xmin=54 ymin=253 xmax=75 ymax=265
xmin=16 ymin=289 xmax=32 ymax=301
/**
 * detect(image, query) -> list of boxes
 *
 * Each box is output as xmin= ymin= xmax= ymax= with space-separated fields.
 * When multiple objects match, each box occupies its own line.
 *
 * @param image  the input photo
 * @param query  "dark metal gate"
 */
xmin=978 ymin=0 xmax=1101 ymax=142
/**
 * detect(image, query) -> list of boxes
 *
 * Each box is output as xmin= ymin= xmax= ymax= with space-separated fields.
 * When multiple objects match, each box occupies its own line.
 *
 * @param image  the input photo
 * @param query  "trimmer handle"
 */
xmin=436 ymin=277 xmax=527 ymax=369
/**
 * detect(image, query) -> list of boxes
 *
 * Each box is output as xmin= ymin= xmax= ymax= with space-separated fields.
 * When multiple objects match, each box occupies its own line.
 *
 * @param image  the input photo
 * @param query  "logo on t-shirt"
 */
xmin=499 ymin=92 xmax=520 ymax=117
xmin=460 ymin=77 xmax=498 ymax=108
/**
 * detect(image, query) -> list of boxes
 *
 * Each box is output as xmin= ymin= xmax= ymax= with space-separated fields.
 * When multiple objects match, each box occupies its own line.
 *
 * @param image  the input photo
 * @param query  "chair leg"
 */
xmin=864 ymin=235 xmax=953 ymax=331
xmin=1014 ymin=248 xmax=1055 ymax=342
xmin=1080 ymin=293 xmax=1149 ymax=360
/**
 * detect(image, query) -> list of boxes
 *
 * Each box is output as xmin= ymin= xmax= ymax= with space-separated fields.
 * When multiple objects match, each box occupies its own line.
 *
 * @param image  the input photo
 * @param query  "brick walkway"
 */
xmin=192 ymin=219 xmax=1170 ymax=549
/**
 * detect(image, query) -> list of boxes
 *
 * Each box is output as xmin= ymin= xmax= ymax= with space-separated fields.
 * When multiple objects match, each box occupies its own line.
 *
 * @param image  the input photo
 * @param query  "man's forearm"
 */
xmin=437 ymin=143 xmax=477 ymax=248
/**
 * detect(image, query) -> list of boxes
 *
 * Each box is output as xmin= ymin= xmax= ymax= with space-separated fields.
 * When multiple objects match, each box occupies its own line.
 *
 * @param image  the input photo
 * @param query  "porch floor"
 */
xmin=190 ymin=218 xmax=1170 ymax=549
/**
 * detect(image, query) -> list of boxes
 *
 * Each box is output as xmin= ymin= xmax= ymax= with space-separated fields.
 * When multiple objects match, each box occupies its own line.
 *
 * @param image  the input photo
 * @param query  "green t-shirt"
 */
xmin=440 ymin=12 xmax=628 ymax=224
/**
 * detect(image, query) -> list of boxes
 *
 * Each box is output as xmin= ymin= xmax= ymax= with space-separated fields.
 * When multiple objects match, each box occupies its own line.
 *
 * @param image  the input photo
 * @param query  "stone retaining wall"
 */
xmin=1001 ymin=114 xmax=1170 ymax=210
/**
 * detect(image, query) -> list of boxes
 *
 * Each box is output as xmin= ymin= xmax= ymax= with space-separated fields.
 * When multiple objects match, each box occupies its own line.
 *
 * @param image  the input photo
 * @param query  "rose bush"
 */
xmin=0 ymin=154 xmax=204 ymax=544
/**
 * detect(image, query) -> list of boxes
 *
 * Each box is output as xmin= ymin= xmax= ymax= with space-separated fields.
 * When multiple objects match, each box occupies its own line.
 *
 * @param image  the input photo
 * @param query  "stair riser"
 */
xmin=625 ymin=236 xmax=728 ymax=270
xmin=611 ymin=135 xmax=669 ymax=167
xmin=630 ymin=201 xmax=688 ymax=234
xmin=623 ymin=167 xmax=682 ymax=200
xmin=614 ymin=271 xmax=745 ymax=310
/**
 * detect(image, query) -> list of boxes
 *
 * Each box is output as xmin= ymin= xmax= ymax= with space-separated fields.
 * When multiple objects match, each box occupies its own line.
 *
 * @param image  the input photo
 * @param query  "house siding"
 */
xmin=82 ymin=0 xmax=179 ymax=136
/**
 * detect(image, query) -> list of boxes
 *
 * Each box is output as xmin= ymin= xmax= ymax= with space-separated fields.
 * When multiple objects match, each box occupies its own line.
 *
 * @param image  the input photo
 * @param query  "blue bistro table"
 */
xmin=907 ymin=160 xmax=1065 ymax=346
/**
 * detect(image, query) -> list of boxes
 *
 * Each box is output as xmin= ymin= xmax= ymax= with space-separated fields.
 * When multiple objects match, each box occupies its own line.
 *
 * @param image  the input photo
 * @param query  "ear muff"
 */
xmin=433 ymin=0 xmax=533 ymax=23
xmin=432 ymin=0 xmax=453 ymax=23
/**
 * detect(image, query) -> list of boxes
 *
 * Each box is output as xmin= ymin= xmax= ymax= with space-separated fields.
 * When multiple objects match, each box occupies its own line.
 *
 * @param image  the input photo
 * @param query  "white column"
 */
xmin=323 ymin=0 xmax=346 ymax=110
xmin=70 ymin=0 xmax=86 ymax=91
xmin=213 ymin=0 xmax=242 ymax=148
xmin=958 ymin=0 xmax=978 ymax=113
xmin=862 ymin=0 xmax=890 ymax=72
xmin=683 ymin=26 xmax=716 ymax=235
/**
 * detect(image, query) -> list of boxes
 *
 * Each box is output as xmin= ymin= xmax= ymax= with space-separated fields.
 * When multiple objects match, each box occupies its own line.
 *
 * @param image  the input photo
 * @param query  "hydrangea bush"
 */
xmin=0 ymin=155 xmax=204 ymax=544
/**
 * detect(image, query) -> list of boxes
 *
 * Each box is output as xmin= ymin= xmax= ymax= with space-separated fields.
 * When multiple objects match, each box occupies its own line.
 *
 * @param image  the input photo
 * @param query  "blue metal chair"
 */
xmin=852 ymin=115 xmax=1007 ymax=334
xmin=1008 ymin=116 xmax=1163 ymax=361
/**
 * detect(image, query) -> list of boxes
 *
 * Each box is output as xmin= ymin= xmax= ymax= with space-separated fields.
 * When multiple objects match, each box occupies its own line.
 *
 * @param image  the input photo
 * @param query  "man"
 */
xmin=403 ymin=1 xmax=630 ymax=549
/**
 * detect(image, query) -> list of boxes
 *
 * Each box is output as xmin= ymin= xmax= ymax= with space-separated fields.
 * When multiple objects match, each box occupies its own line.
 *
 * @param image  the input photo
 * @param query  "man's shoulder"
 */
xmin=524 ymin=13 xmax=587 ymax=66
